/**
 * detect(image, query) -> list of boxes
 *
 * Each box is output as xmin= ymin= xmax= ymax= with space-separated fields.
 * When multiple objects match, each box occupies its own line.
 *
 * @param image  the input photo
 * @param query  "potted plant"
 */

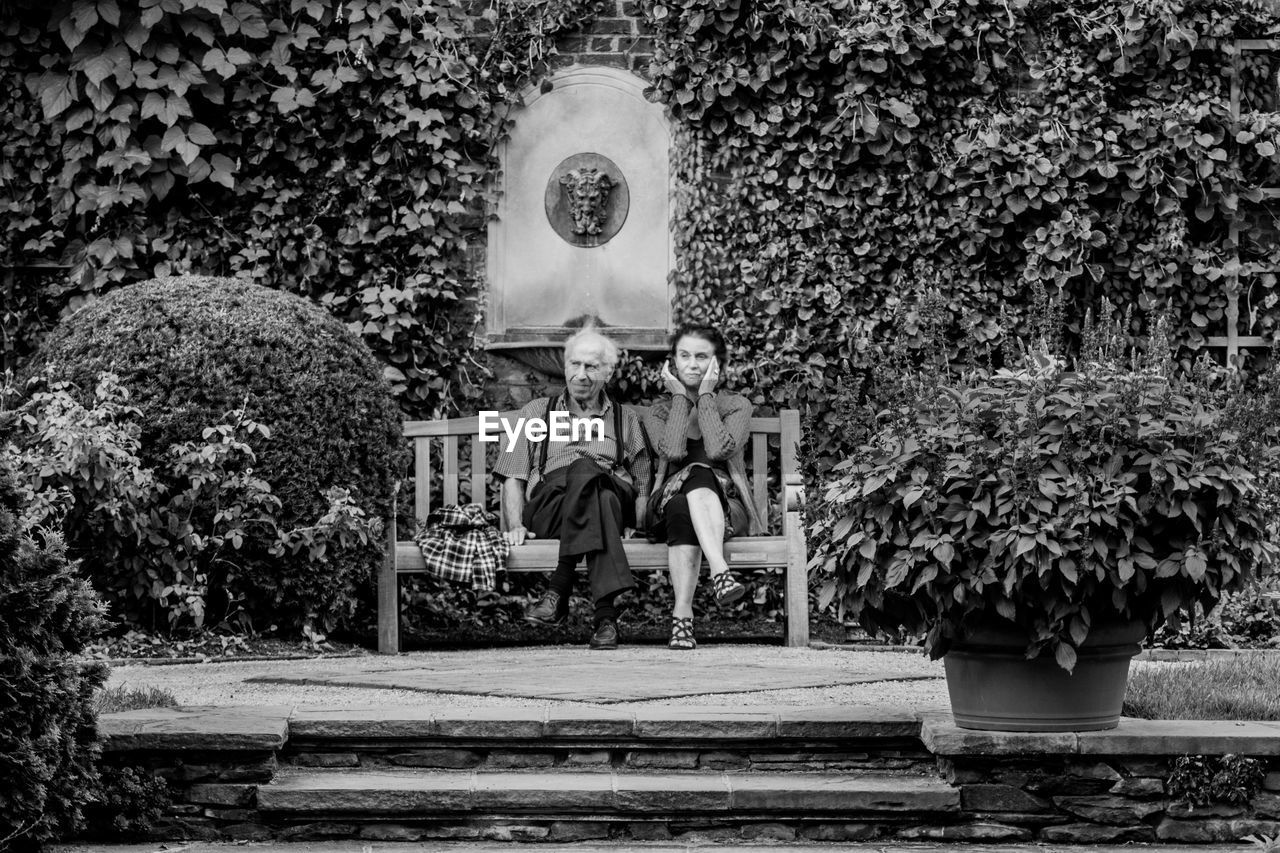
xmin=810 ymin=291 xmax=1279 ymax=731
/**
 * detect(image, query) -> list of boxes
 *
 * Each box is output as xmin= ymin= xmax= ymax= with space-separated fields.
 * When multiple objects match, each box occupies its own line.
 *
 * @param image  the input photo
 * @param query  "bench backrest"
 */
xmin=402 ymin=406 xmax=798 ymax=535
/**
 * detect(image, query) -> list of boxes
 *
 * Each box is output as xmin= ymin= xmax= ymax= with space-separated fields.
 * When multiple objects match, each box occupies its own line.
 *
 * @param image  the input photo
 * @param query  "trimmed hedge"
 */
xmin=32 ymin=275 xmax=408 ymax=632
xmin=0 ymin=473 xmax=107 ymax=848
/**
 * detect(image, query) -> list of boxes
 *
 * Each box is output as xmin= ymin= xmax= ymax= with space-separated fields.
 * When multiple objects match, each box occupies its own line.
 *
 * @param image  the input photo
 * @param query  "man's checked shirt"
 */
xmin=413 ymin=503 xmax=510 ymax=591
xmin=493 ymin=393 xmax=652 ymax=498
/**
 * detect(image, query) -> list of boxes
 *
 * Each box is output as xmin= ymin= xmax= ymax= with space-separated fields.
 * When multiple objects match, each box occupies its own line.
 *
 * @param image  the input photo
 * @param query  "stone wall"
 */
xmin=92 ymin=706 xmax=1280 ymax=844
xmin=924 ymin=716 xmax=1280 ymax=843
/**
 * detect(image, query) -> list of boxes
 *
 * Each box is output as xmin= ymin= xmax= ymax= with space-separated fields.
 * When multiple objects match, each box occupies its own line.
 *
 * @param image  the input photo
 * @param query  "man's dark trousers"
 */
xmin=523 ymin=457 xmax=636 ymax=603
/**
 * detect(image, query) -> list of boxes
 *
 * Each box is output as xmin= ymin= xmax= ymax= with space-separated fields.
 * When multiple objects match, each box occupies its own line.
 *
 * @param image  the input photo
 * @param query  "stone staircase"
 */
xmin=99 ymin=704 xmax=1280 ymax=844
xmin=250 ymin=707 xmax=956 ymax=842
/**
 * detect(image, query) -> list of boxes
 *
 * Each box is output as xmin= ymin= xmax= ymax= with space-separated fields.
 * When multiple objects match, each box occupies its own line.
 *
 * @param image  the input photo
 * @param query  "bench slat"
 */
xmin=443 ymin=435 xmax=459 ymax=506
xmin=414 ymin=437 xmax=431 ymax=526
xmin=471 ymin=436 xmax=486 ymax=507
xmin=752 ymin=433 xmax=767 ymax=522
xmin=396 ymin=538 xmax=789 ymax=574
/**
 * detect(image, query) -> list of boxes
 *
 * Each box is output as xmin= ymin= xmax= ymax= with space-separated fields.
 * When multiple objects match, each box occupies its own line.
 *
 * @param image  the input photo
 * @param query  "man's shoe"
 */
xmin=588 ymin=617 xmax=619 ymax=650
xmin=525 ymin=591 xmax=567 ymax=626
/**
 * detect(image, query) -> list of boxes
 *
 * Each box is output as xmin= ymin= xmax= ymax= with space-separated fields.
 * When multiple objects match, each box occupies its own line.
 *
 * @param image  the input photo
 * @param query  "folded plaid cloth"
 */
xmin=413 ymin=503 xmax=510 ymax=591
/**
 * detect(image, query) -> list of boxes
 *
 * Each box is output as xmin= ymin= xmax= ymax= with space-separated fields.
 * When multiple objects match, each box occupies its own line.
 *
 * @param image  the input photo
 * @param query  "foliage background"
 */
xmin=641 ymin=0 xmax=1280 ymax=477
xmin=1 ymin=0 xmax=602 ymax=417
xmin=7 ymin=0 xmax=1280 ymax=635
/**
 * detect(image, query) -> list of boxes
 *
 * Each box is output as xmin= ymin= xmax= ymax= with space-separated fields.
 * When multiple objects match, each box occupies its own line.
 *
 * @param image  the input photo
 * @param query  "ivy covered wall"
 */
xmin=1 ymin=0 xmax=609 ymax=416
xmin=641 ymin=0 xmax=1280 ymax=473
xmin=6 ymin=0 xmax=1280 ymax=472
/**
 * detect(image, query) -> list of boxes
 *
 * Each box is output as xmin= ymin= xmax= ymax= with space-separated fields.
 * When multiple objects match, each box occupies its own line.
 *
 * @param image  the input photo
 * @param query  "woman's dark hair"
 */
xmin=668 ymin=323 xmax=728 ymax=363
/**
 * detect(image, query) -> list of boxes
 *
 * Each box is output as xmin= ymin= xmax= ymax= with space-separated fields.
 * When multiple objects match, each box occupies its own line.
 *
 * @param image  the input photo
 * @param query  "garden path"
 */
xmin=104 ymin=645 xmax=953 ymax=709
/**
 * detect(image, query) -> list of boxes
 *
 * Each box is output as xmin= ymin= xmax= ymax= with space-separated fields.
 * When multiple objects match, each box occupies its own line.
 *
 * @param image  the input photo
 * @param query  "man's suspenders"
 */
xmin=535 ymin=394 xmax=628 ymax=474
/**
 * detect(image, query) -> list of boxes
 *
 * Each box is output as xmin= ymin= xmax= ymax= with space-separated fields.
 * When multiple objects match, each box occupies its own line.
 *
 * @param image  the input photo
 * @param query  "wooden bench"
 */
xmin=377 ymin=407 xmax=808 ymax=652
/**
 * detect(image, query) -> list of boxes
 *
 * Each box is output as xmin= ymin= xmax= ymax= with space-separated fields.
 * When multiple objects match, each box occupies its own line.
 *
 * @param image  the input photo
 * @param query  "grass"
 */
xmin=94 ymin=683 xmax=179 ymax=715
xmin=1124 ymin=653 xmax=1280 ymax=720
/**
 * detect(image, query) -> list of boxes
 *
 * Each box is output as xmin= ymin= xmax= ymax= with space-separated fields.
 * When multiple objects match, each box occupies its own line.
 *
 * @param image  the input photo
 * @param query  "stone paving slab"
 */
xmin=99 ymin=705 xmax=292 ymax=752
xmin=46 ymin=843 xmax=1260 ymax=853
xmin=255 ymin=769 xmax=958 ymax=816
xmin=246 ymin=648 xmax=938 ymax=703
xmin=921 ymin=714 xmax=1280 ymax=756
xmin=283 ymin=705 xmax=930 ymax=742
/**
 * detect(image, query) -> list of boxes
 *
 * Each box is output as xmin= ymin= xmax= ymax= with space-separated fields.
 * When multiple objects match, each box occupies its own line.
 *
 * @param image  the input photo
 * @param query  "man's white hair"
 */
xmin=563 ymin=325 xmax=619 ymax=369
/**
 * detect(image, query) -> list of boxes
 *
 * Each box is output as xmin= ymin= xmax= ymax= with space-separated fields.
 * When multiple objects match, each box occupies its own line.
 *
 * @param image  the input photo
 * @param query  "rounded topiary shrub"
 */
xmin=0 ymin=473 xmax=108 ymax=848
xmin=33 ymin=275 xmax=406 ymax=633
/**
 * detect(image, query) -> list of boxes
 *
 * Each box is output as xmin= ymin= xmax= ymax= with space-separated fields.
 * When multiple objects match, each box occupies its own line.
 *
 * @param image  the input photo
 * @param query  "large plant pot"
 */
xmin=944 ymin=618 xmax=1147 ymax=732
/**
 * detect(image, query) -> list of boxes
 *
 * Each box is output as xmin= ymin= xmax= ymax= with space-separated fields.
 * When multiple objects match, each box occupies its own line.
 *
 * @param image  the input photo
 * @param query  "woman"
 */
xmin=645 ymin=324 xmax=765 ymax=650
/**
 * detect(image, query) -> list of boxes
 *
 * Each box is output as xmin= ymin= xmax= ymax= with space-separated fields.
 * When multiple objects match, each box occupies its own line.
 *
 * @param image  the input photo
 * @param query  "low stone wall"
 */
xmin=923 ymin=716 xmax=1280 ymax=843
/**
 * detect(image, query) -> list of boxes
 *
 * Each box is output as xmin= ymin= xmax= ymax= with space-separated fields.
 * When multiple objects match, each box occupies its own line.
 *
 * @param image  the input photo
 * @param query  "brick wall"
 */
xmin=553 ymin=0 xmax=655 ymax=77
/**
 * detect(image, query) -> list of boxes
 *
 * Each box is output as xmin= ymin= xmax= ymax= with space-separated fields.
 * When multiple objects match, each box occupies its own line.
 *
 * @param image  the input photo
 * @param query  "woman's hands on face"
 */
xmin=660 ymin=360 xmax=687 ymax=398
xmin=698 ymin=356 xmax=720 ymax=396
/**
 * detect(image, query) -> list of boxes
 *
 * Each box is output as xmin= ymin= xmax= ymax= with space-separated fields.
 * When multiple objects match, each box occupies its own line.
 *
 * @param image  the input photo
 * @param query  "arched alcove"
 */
xmin=486 ymin=65 xmax=672 ymax=362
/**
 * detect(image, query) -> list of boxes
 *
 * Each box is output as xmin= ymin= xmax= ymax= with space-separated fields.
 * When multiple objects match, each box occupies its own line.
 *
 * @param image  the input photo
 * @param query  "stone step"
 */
xmin=256 ymin=768 xmax=960 ymax=818
xmin=281 ymin=707 xmax=934 ymax=774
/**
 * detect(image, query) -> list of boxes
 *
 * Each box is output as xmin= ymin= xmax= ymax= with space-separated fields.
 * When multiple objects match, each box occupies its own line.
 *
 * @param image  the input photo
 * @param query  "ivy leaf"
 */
xmin=140 ymin=0 xmax=166 ymax=28
xmin=222 ymin=2 xmax=268 ymax=38
xmin=71 ymin=0 xmax=100 ymax=33
xmin=188 ymin=0 xmax=229 ymax=14
xmin=270 ymin=86 xmax=301 ymax=114
xmin=98 ymin=0 xmax=122 ymax=26
xmin=187 ymin=122 xmax=216 ymax=145
xmin=202 ymin=47 xmax=236 ymax=78
xmin=161 ymin=125 xmax=199 ymax=165
xmin=123 ymin=22 xmax=150 ymax=51
xmin=150 ymin=170 xmax=176 ymax=200
xmin=81 ymin=45 xmax=127 ymax=87
xmin=36 ymin=73 xmax=75 ymax=119
xmin=210 ymin=153 xmax=236 ymax=188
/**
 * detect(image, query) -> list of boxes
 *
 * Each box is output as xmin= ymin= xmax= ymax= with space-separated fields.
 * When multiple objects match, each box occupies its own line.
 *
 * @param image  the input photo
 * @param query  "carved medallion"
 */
xmin=545 ymin=153 xmax=629 ymax=247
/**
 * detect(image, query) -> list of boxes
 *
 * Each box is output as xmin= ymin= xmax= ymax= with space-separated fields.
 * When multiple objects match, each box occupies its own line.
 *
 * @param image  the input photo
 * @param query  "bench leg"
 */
xmin=378 ymin=519 xmax=399 ymax=654
xmin=784 ymin=510 xmax=809 ymax=647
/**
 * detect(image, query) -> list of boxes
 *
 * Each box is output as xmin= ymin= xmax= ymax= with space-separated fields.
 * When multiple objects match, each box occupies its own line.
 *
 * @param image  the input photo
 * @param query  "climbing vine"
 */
xmin=642 ymin=0 xmax=1280 ymax=473
xmin=1 ymin=0 xmax=601 ymax=415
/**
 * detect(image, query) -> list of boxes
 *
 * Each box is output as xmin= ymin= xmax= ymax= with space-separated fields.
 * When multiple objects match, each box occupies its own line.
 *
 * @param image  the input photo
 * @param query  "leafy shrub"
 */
xmin=1168 ymin=754 xmax=1267 ymax=806
xmin=809 ymin=290 xmax=1279 ymax=670
xmin=0 ymin=472 xmax=108 ymax=849
xmin=1 ymin=369 xmax=385 ymax=635
xmin=24 ymin=275 xmax=406 ymax=632
xmin=82 ymin=765 xmax=172 ymax=842
xmin=1152 ymin=582 xmax=1280 ymax=649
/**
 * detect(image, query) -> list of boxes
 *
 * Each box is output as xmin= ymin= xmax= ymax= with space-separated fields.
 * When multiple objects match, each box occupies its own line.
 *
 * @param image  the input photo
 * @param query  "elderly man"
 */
xmin=494 ymin=326 xmax=652 ymax=650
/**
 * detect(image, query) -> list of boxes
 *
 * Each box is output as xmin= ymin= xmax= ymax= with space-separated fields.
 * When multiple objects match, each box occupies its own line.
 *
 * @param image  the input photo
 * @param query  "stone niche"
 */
xmin=486 ymin=65 xmax=671 ymax=371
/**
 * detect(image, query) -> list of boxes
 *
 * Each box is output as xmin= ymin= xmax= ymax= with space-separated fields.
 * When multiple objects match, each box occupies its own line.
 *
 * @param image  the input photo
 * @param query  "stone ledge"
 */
xmin=288 ymin=705 xmax=932 ymax=742
xmin=922 ymin=714 xmax=1280 ymax=757
xmin=100 ymin=706 xmax=291 ymax=752
xmin=256 ymin=769 xmax=958 ymax=816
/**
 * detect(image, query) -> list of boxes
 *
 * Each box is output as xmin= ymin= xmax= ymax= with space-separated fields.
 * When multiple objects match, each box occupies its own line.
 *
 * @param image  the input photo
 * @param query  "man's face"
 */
xmin=564 ymin=340 xmax=611 ymax=405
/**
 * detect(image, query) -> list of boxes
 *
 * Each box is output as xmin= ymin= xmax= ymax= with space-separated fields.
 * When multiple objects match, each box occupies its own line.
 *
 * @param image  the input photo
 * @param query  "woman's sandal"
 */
xmin=669 ymin=616 xmax=697 ymax=650
xmin=711 ymin=572 xmax=746 ymax=605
